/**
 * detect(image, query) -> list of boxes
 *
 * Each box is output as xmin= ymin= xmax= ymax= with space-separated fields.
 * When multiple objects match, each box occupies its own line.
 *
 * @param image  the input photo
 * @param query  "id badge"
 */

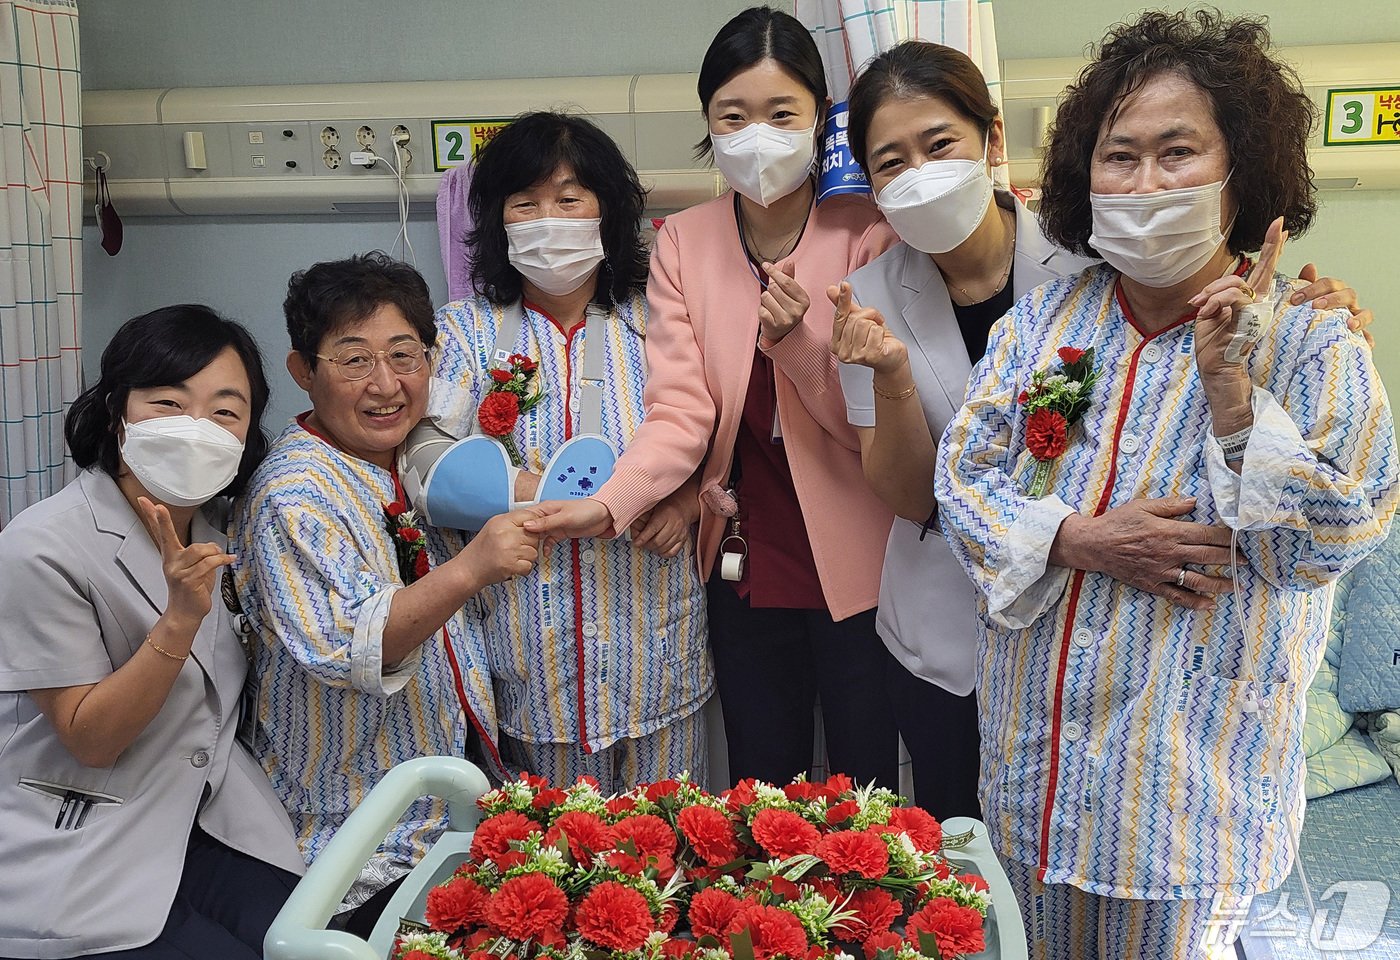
xmin=235 ymin=672 xmax=261 ymax=753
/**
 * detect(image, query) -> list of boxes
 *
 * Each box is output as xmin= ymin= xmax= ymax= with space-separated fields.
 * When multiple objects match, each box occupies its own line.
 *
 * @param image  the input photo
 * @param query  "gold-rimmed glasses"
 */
xmin=315 ymin=344 xmax=428 ymax=381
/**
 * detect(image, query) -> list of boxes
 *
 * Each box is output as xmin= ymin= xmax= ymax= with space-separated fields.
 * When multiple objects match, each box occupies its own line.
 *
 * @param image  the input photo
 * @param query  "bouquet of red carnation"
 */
xmin=1017 ymin=345 xmax=1099 ymax=498
xmin=479 ymin=353 xmax=544 ymax=467
xmin=384 ymin=500 xmax=431 ymax=584
xmin=391 ymin=773 xmax=992 ymax=960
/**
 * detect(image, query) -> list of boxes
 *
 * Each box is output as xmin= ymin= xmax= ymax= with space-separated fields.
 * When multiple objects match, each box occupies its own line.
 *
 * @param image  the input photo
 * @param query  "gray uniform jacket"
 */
xmin=839 ymin=195 xmax=1096 ymax=695
xmin=0 ymin=470 xmax=304 ymax=958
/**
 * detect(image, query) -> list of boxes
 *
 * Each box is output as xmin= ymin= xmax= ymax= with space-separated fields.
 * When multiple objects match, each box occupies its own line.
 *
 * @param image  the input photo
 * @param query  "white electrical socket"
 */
xmin=356 ymin=125 xmax=375 ymax=147
xmin=320 ymin=125 xmax=339 ymax=147
xmin=323 ymin=147 xmax=341 ymax=170
xmin=391 ymin=124 xmax=410 ymax=146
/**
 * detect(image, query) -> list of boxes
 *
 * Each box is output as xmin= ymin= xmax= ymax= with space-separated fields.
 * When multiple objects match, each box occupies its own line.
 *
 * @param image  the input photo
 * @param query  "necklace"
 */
xmin=734 ymin=192 xmax=810 ymax=277
xmin=949 ymin=210 xmax=1017 ymax=305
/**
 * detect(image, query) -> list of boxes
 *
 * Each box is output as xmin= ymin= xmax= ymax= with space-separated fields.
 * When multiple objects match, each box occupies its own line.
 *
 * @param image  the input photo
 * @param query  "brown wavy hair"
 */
xmin=1037 ymin=9 xmax=1317 ymax=258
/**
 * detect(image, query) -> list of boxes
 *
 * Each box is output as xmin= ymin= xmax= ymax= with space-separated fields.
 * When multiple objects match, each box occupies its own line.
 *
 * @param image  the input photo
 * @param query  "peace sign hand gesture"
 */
xmin=137 ymin=496 xmax=236 ymax=631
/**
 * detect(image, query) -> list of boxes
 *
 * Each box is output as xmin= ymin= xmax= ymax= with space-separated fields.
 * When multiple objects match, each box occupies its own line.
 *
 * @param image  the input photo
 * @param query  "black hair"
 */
xmin=1039 ymin=9 xmax=1317 ymax=257
xmin=467 ymin=111 xmax=649 ymax=307
xmin=693 ymin=5 xmax=828 ymax=158
xmin=65 ymin=304 xmax=271 ymax=497
xmin=847 ymin=40 xmax=999 ymax=176
xmin=284 ymin=251 xmax=436 ymax=367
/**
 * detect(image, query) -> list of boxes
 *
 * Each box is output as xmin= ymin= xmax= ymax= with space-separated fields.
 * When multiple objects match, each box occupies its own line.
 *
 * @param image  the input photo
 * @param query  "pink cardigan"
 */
xmin=595 ymin=192 xmax=897 ymax=621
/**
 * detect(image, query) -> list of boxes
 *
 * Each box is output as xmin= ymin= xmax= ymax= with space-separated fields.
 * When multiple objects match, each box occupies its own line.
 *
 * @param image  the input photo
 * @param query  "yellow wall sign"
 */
xmin=1324 ymin=88 xmax=1400 ymax=146
xmin=431 ymin=119 xmax=512 ymax=170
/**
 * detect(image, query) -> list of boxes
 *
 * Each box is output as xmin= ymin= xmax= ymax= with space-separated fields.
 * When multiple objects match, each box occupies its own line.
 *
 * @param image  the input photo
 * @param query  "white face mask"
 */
xmin=875 ymin=142 xmax=994 ymax=255
xmin=121 ymin=415 xmax=245 ymax=508
xmin=710 ymin=121 xmax=816 ymax=208
xmin=1089 ymin=176 xmax=1231 ymax=288
xmin=506 ymin=217 xmax=605 ymax=296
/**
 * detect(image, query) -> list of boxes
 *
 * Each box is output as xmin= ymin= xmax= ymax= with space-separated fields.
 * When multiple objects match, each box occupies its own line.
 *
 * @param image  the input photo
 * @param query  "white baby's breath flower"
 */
xmin=755 ymin=783 xmax=788 ymax=804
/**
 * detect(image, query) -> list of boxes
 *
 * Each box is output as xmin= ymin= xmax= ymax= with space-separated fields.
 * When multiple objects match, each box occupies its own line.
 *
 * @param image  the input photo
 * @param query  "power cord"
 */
xmin=349 ymin=146 xmax=416 ymax=266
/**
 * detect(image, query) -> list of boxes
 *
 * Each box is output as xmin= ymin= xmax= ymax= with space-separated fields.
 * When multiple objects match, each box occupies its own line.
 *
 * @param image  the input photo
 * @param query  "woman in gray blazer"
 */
xmin=828 ymin=43 xmax=1091 ymax=819
xmin=829 ymin=42 xmax=1372 ymax=820
xmin=0 ymin=306 xmax=304 ymax=960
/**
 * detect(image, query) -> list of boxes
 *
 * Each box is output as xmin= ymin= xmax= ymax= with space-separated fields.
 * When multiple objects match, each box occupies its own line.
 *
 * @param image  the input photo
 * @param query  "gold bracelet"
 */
xmin=873 ymin=381 xmax=917 ymax=401
xmin=145 ymin=633 xmax=189 ymax=662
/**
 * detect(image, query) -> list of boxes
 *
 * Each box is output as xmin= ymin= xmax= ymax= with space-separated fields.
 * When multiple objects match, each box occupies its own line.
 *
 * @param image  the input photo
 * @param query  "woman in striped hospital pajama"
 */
xmin=432 ymin=113 xmax=713 ymax=794
xmin=936 ymin=10 xmax=1397 ymax=958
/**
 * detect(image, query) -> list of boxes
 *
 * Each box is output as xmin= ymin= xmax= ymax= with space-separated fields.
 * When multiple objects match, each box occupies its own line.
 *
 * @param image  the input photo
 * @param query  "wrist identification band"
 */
xmin=145 ymin=633 xmax=189 ymax=662
xmin=1217 ymin=425 xmax=1252 ymax=462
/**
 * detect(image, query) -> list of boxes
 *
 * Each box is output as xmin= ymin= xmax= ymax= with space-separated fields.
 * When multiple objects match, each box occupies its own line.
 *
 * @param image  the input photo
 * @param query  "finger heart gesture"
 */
xmin=757 ymin=258 xmax=810 ymax=343
xmin=827 ymin=281 xmax=908 ymax=375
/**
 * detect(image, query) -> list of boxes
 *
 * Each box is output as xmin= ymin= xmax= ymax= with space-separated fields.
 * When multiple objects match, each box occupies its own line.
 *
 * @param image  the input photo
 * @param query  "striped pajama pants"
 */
xmin=1003 ymin=858 xmax=1253 ymax=959
xmin=499 ymin=707 xmax=709 ymax=795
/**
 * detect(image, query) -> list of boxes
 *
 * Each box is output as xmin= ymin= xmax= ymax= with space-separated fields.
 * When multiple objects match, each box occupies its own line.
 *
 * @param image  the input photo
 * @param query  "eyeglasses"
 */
xmin=316 ymin=344 xmax=428 ymax=381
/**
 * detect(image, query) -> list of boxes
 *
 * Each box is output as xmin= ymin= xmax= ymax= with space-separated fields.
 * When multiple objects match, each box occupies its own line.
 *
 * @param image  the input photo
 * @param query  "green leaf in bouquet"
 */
xmin=917 ymin=930 xmax=945 ymax=959
xmin=773 ymin=854 xmax=822 ymax=881
xmin=728 ymin=928 xmax=757 ymax=960
xmin=746 ymin=862 xmax=772 ymax=882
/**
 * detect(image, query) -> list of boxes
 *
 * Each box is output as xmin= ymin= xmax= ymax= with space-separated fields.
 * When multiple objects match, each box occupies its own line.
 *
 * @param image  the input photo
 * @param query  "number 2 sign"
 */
xmin=1324 ymin=88 xmax=1400 ymax=146
xmin=431 ymin=119 xmax=512 ymax=171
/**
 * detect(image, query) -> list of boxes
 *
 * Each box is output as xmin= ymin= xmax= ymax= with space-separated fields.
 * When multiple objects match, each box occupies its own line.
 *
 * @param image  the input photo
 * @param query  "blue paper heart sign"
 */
xmin=537 ymin=435 xmax=619 ymax=501
xmin=420 ymin=434 xmax=513 ymax=532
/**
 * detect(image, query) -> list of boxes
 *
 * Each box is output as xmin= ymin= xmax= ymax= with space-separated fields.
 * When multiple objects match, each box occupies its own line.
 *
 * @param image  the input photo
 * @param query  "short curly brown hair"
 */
xmin=1037 ymin=9 xmax=1317 ymax=258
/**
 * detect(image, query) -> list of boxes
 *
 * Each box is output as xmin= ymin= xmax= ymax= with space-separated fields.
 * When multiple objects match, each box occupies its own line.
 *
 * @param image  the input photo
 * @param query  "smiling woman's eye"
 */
xmin=929 ymin=137 xmax=955 ymax=154
xmin=877 ymin=157 xmax=903 ymax=173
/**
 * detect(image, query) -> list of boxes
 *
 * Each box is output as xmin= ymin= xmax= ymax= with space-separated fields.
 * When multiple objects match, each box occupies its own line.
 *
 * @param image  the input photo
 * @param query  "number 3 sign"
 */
xmin=1325 ymin=88 xmax=1400 ymax=146
xmin=431 ymin=120 xmax=512 ymax=171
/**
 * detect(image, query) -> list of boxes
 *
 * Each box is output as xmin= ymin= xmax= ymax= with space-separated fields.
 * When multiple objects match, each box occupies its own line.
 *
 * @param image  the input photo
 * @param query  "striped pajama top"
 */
xmin=433 ymin=292 xmax=712 ymax=754
xmin=935 ymin=264 xmax=1397 ymax=899
xmin=232 ymin=421 xmax=503 ymax=903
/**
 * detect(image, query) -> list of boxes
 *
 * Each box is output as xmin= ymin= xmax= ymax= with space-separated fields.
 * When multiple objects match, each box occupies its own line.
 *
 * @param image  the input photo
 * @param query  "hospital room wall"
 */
xmin=79 ymin=0 xmax=1399 ymax=428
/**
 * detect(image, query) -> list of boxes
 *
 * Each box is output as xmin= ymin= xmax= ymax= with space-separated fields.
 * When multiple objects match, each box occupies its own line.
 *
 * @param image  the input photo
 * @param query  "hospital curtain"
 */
xmin=0 ymin=0 xmax=82 ymax=525
xmin=796 ymin=0 xmax=1008 ymax=195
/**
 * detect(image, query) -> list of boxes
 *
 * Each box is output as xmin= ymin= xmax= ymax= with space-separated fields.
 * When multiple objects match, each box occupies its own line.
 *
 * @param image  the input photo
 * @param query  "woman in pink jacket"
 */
xmin=529 ymin=6 xmax=899 ymax=789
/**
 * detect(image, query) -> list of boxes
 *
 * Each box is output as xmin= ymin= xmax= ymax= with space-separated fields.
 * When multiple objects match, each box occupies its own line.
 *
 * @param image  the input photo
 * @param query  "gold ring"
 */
xmin=1239 ymin=282 xmax=1256 ymax=301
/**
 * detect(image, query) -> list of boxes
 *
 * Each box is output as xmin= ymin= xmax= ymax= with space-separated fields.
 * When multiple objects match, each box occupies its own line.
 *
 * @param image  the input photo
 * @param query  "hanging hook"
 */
xmin=84 ymin=151 xmax=111 ymax=174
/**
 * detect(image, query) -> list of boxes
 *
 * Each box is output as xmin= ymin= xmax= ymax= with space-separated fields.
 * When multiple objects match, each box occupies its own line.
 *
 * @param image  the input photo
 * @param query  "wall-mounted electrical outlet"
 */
xmin=323 ymin=147 xmax=341 ymax=170
xmin=391 ymin=124 xmax=410 ymax=146
xmin=321 ymin=126 xmax=339 ymax=147
xmin=356 ymin=125 xmax=375 ymax=147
